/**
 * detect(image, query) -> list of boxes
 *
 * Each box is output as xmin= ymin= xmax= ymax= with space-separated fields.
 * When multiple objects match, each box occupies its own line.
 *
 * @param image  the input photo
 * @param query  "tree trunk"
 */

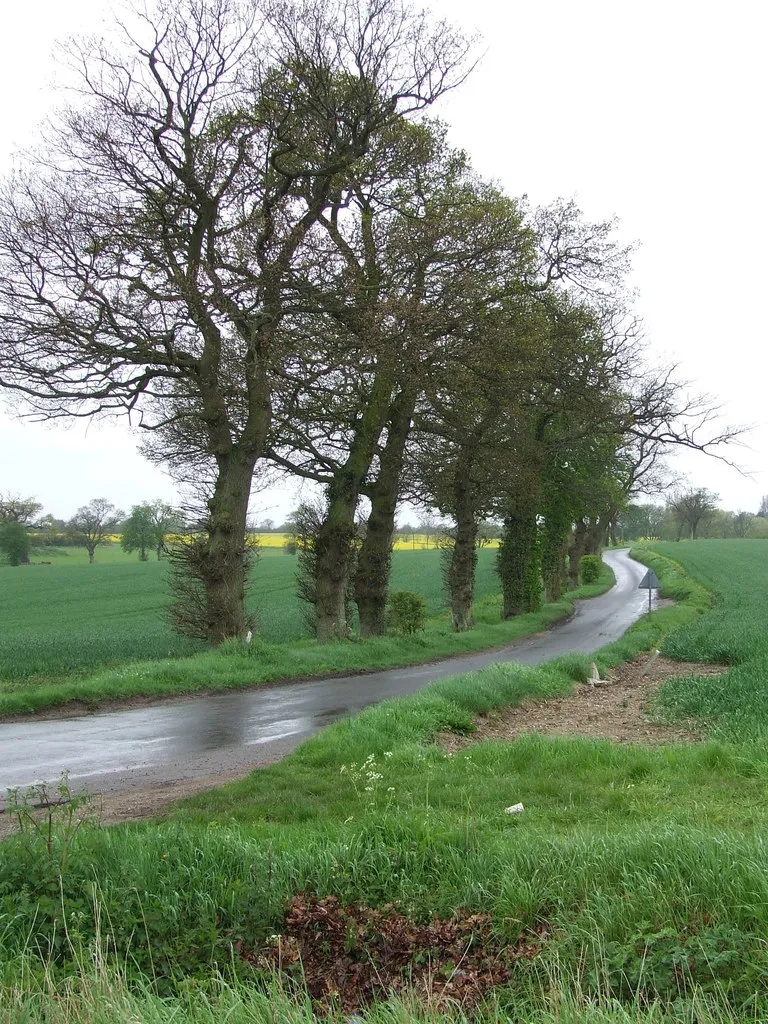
xmin=568 ymin=519 xmax=587 ymax=588
xmin=354 ymin=493 xmax=393 ymax=638
xmin=87 ymin=544 xmax=95 ymax=564
xmin=541 ymin=521 xmax=569 ymax=602
xmin=498 ymin=494 xmax=541 ymax=618
xmin=199 ymin=451 xmax=257 ymax=643
xmin=584 ymin=513 xmax=610 ymax=556
xmin=311 ymin=364 xmax=396 ymax=641
xmin=609 ymin=519 xmax=617 ymax=547
xmin=541 ymin=494 xmax=572 ymax=604
xmin=583 ymin=521 xmax=599 ymax=555
xmin=354 ymin=387 xmax=416 ymax=637
xmin=446 ymin=473 xmax=478 ymax=631
xmin=313 ymin=473 xmax=359 ymax=642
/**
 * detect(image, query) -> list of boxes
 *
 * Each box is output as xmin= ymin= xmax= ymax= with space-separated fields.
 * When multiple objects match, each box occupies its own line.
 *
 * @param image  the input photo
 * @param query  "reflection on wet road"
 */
xmin=0 ymin=549 xmax=650 ymax=801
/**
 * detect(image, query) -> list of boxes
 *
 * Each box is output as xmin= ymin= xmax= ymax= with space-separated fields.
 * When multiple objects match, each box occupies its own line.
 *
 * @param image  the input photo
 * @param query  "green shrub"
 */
xmin=387 ymin=590 xmax=426 ymax=634
xmin=0 ymin=522 xmax=29 ymax=565
xmin=580 ymin=554 xmax=602 ymax=584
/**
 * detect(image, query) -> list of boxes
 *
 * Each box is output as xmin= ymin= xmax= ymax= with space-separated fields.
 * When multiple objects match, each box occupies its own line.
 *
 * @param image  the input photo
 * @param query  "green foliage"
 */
xmin=5 ymin=771 xmax=99 ymax=876
xmin=497 ymin=508 xmax=541 ymax=615
xmin=580 ymin=554 xmax=602 ymax=584
xmin=121 ymin=503 xmax=155 ymax=560
xmin=387 ymin=590 xmax=426 ymax=634
xmin=121 ymin=500 xmax=179 ymax=561
xmin=0 ymin=494 xmax=42 ymax=525
xmin=597 ymin=921 xmax=766 ymax=1005
xmin=0 ymin=522 xmax=29 ymax=565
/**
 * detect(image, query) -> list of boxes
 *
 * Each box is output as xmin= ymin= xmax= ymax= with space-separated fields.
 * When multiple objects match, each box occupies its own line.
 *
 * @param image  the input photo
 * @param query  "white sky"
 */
xmin=1 ymin=0 xmax=766 ymax=520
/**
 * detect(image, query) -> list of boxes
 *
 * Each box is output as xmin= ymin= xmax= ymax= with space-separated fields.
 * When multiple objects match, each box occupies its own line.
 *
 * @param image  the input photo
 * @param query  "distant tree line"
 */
xmin=0 ymin=492 xmax=180 ymax=565
xmin=615 ymin=490 xmax=768 ymax=543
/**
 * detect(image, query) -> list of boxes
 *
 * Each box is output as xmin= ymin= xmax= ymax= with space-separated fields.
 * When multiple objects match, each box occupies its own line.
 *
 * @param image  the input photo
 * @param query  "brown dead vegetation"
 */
xmin=242 ymin=893 xmax=548 ymax=1015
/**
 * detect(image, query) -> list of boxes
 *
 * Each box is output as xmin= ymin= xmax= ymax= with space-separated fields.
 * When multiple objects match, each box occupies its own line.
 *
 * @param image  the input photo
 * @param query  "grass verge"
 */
xmin=0 ymin=564 xmax=615 ymax=718
xmin=1 ymin=967 xmax=754 ymax=1023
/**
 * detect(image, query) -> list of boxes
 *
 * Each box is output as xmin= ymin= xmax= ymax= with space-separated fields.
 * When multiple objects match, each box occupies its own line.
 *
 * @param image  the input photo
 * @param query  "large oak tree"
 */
xmin=0 ymin=0 xmax=471 ymax=641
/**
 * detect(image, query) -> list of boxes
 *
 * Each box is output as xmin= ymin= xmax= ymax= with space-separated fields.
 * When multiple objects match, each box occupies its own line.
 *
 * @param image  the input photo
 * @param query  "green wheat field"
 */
xmin=0 ymin=545 xmax=501 ymax=683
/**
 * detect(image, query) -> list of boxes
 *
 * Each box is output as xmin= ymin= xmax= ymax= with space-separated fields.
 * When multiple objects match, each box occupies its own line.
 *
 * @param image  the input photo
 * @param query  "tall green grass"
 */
xmin=0 ymin=966 xmax=758 ymax=1023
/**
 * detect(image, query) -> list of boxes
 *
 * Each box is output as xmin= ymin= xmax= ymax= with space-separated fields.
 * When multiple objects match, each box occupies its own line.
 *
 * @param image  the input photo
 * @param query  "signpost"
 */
xmin=638 ymin=568 xmax=661 ymax=614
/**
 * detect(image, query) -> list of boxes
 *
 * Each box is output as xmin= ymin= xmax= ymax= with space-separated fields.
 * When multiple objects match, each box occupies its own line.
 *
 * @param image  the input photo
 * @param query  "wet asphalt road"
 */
xmin=0 ymin=549 xmax=650 ymax=803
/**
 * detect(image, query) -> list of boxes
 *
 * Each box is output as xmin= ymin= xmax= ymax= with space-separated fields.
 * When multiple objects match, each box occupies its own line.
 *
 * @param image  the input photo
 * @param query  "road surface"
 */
xmin=0 ymin=549 xmax=652 ymax=804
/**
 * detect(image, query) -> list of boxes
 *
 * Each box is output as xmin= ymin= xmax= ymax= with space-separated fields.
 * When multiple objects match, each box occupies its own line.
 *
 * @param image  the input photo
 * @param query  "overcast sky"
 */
xmin=1 ymin=0 xmax=766 ymax=521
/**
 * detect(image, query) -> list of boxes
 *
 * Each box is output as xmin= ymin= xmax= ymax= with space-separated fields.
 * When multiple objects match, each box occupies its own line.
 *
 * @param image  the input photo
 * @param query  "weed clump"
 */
xmin=580 ymin=554 xmax=602 ymax=584
xmin=387 ymin=591 xmax=426 ymax=634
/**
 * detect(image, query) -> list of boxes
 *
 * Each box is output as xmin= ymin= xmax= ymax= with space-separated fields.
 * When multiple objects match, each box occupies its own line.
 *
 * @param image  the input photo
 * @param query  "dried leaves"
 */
xmin=242 ymin=893 xmax=548 ymax=1014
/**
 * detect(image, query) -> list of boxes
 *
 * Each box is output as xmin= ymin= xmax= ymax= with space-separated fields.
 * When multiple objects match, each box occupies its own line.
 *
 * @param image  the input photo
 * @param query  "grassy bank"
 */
xmin=0 ymin=560 xmax=614 ymax=717
xmin=6 ymin=541 xmax=768 ymax=1018
xmin=2 ymin=969 xmax=753 ymax=1024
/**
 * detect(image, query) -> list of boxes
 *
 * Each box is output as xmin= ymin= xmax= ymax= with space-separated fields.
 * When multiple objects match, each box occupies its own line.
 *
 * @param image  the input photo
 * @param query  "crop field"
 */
xmin=4 ymin=540 xmax=768 ymax=1022
xmin=0 ymin=545 xmax=502 ymax=685
xmin=249 ymin=531 xmax=488 ymax=551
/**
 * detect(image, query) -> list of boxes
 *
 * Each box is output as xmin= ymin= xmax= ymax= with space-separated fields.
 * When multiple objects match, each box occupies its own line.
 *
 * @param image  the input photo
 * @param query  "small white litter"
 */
xmin=504 ymin=803 xmax=525 ymax=815
xmin=588 ymin=662 xmax=600 ymax=684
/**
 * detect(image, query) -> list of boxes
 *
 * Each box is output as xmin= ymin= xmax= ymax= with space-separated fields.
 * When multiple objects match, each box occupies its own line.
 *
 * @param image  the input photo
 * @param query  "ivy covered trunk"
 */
xmin=200 ymin=450 xmax=258 ymax=642
xmin=313 ymin=475 xmax=359 ymax=642
xmin=446 ymin=492 xmax=478 ymax=632
xmin=498 ymin=493 xmax=541 ymax=618
xmin=354 ymin=389 xmax=416 ymax=637
xmin=568 ymin=519 xmax=588 ymax=588
xmin=541 ymin=509 xmax=571 ymax=603
xmin=313 ymin=368 xmax=396 ymax=641
xmin=584 ymin=513 xmax=610 ymax=555
xmin=353 ymin=494 xmax=392 ymax=638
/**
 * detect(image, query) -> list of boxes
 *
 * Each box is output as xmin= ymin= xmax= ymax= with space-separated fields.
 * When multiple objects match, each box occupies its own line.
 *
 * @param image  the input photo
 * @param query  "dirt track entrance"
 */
xmin=438 ymin=654 xmax=726 ymax=753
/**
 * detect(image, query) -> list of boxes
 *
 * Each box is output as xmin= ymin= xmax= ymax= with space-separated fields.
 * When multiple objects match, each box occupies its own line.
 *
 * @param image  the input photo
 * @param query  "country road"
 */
xmin=0 ymin=549 xmax=652 ymax=806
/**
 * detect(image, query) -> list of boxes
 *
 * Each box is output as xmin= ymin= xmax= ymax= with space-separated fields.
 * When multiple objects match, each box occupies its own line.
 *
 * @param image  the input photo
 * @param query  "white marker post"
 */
xmin=638 ymin=568 xmax=661 ymax=614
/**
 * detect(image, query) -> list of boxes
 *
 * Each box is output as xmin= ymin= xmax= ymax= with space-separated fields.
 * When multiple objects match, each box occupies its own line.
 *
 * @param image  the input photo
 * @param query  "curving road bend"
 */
xmin=0 ymin=549 xmax=652 ymax=805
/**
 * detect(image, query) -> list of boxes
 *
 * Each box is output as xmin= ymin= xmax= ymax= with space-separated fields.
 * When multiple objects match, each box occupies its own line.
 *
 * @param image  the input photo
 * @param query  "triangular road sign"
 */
xmin=638 ymin=569 xmax=661 ymax=590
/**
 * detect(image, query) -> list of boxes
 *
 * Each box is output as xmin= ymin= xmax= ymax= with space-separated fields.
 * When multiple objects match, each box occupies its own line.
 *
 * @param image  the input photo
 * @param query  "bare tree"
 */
xmin=0 ymin=493 xmax=43 ymax=525
xmin=667 ymin=488 xmax=719 ymax=541
xmin=0 ymin=0 xmax=472 ymax=642
xmin=68 ymin=498 xmax=123 ymax=563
